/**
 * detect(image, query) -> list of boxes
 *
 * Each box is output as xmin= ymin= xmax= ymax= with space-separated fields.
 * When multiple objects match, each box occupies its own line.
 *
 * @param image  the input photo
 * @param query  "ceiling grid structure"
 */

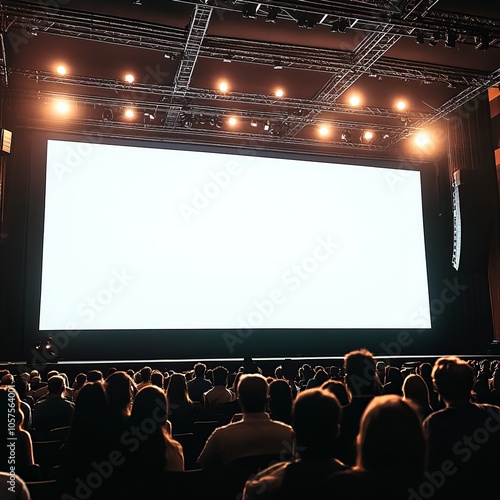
xmin=0 ymin=0 xmax=498 ymax=157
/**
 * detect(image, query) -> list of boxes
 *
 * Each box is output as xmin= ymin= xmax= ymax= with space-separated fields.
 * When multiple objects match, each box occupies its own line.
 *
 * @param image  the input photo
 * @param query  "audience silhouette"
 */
xmin=3 ymin=352 xmax=500 ymax=499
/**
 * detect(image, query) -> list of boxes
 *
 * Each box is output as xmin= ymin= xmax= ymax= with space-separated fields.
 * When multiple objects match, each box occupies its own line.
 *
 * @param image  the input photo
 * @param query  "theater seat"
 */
xmin=25 ymin=479 xmax=61 ymax=500
xmin=216 ymin=454 xmax=283 ymax=500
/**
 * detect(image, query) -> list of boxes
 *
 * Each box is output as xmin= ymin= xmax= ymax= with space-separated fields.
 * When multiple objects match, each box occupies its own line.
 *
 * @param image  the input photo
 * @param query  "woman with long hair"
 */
xmin=166 ymin=373 xmax=201 ymax=433
xmin=59 ymin=382 xmax=115 ymax=498
xmin=329 ymin=395 xmax=426 ymax=499
xmin=126 ymin=385 xmax=184 ymax=474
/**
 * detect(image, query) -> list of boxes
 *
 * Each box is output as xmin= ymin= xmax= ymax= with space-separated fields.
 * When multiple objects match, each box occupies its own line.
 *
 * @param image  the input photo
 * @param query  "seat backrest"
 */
xmin=32 ymin=440 xmax=64 ymax=477
xmin=25 ymin=479 xmax=61 ymax=500
xmin=218 ymin=454 xmax=282 ymax=500
xmin=172 ymin=432 xmax=196 ymax=470
xmin=191 ymin=420 xmax=220 ymax=459
xmin=49 ymin=425 xmax=71 ymax=441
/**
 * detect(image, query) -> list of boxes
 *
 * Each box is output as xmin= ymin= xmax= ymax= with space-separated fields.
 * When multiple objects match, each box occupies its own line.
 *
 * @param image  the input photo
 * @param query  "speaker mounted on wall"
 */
xmin=452 ymin=169 xmax=491 ymax=273
xmin=0 ymin=129 xmax=12 ymax=155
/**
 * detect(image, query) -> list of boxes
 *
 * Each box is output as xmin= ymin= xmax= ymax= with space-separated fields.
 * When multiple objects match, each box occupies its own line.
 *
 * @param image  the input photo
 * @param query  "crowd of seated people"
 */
xmin=0 ymin=351 xmax=499 ymax=499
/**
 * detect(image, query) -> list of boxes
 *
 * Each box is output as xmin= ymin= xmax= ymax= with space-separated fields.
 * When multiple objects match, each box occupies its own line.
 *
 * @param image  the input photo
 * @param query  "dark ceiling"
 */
xmin=1 ymin=0 xmax=499 ymax=157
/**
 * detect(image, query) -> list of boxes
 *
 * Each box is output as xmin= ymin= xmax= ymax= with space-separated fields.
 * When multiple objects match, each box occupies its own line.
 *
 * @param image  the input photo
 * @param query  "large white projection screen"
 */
xmin=39 ymin=140 xmax=431 ymax=331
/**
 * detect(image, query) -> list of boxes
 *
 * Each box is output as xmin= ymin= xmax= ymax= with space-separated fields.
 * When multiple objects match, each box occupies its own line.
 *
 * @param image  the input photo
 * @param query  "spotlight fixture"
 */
xmin=102 ymin=108 xmax=113 ymax=121
xmin=266 ymin=7 xmax=279 ymax=23
xmin=275 ymin=88 xmax=284 ymax=98
xmin=297 ymin=14 xmax=317 ymax=29
xmin=124 ymin=108 xmax=135 ymax=119
xmin=331 ymin=18 xmax=348 ymax=32
xmin=219 ymin=81 xmax=229 ymax=92
xmin=396 ymin=100 xmax=406 ymax=111
xmin=415 ymin=132 xmax=430 ymax=147
xmin=54 ymin=99 xmax=69 ymax=114
xmin=223 ymin=54 xmax=233 ymax=63
xmin=415 ymin=31 xmax=424 ymax=44
xmin=337 ymin=19 xmax=348 ymax=33
xmin=379 ymin=133 xmax=391 ymax=145
xmin=428 ymin=32 xmax=441 ymax=46
xmin=56 ymin=65 xmax=67 ymax=76
xmin=444 ymin=31 xmax=456 ymax=48
xmin=242 ymin=4 xmax=258 ymax=19
xmin=318 ymin=126 xmax=329 ymax=137
xmin=164 ymin=53 xmax=178 ymax=60
xmin=124 ymin=74 xmax=135 ymax=83
xmin=349 ymin=95 xmax=361 ymax=106
xmin=341 ymin=129 xmax=352 ymax=143
xmin=475 ymin=33 xmax=490 ymax=50
xmin=263 ymin=120 xmax=271 ymax=131
xmin=34 ymin=336 xmax=59 ymax=362
xmin=273 ymin=59 xmax=283 ymax=70
xmin=250 ymin=119 xmax=258 ymax=127
xmin=361 ymin=130 xmax=374 ymax=143
xmin=215 ymin=116 xmax=223 ymax=128
xmin=228 ymin=117 xmax=237 ymax=126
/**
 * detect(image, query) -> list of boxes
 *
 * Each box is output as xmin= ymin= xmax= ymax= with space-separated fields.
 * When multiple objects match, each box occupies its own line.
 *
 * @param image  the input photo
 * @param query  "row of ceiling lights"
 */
xmin=53 ymin=66 xmax=413 ymax=111
xmin=50 ymin=98 xmax=430 ymax=147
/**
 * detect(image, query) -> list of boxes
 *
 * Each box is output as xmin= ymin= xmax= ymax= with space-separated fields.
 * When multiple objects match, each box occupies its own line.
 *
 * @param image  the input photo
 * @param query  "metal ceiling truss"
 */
xmin=387 ymin=67 xmax=500 ymax=145
xmin=11 ymin=87 xmax=420 ymax=138
xmin=0 ymin=1 xmax=491 ymax=88
xmin=2 ymin=0 xmax=499 ymax=150
xmin=284 ymin=0 xmax=442 ymax=137
xmin=11 ymin=68 xmax=433 ymax=123
xmin=173 ymin=0 xmax=500 ymax=48
xmin=13 ymin=116 xmax=403 ymax=156
xmin=0 ymin=34 xmax=7 ymax=89
xmin=163 ymin=4 xmax=212 ymax=128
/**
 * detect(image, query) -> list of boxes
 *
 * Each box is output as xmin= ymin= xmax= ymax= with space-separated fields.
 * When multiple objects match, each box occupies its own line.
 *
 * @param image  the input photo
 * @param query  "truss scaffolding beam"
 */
xmin=0 ymin=2 xmax=490 ymax=87
xmin=163 ymin=4 xmax=213 ymax=128
xmin=10 ymin=68 xmax=434 ymax=123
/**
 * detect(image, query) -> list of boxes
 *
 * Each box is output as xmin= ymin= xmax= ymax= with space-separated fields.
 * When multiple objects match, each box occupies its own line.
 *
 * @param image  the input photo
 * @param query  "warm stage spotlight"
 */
xmin=414 ymin=132 xmax=430 ymax=146
xmin=318 ymin=126 xmax=329 ymax=137
xmin=124 ymin=108 xmax=135 ymax=119
xmin=56 ymin=65 xmax=67 ymax=76
xmin=396 ymin=100 xmax=406 ymax=111
xmin=124 ymin=74 xmax=135 ymax=83
xmin=219 ymin=81 xmax=229 ymax=92
xmin=275 ymin=88 xmax=284 ymax=98
xmin=54 ymin=100 xmax=69 ymax=114
xmin=228 ymin=117 xmax=237 ymax=126
xmin=349 ymin=95 xmax=361 ymax=106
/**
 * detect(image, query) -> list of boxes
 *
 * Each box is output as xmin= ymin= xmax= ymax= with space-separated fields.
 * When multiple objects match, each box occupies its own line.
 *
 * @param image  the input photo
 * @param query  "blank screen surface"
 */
xmin=39 ymin=140 xmax=431 ymax=330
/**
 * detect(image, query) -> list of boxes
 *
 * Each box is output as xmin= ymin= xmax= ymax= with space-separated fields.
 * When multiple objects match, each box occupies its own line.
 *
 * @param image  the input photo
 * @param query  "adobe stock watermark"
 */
xmin=18 ymin=268 xmax=133 ymax=371
xmin=6 ymin=0 xmax=74 ymax=54
xmin=408 ymin=405 xmax=500 ymax=499
xmin=346 ymin=277 xmax=468 ymax=395
xmin=51 ymin=141 xmax=95 ymax=182
xmin=61 ymin=396 xmax=167 ymax=499
xmin=223 ymin=235 xmax=341 ymax=353
xmin=178 ymin=159 xmax=242 ymax=223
